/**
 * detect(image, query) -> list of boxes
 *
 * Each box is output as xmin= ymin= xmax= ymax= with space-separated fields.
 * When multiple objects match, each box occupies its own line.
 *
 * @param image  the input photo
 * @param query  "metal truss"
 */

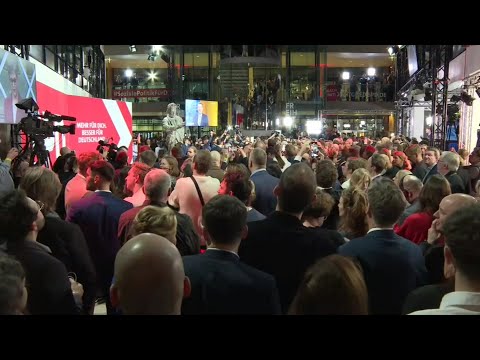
xmin=430 ymin=45 xmax=451 ymax=150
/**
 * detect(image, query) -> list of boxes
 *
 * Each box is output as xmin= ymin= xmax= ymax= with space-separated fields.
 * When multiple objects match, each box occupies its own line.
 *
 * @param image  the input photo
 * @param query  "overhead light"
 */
xmin=125 ymin=69 xmax=133 ymax=78
xmin=387 ymin=47 xmax=394 ymax=55
xmin=476 ymin=88 xmax=480 ymax=98
xmin=147 ymin=53 xmax=157 ymax=62
xmin=461 ymin=91 xmax=475 ymax=106
xmin=129 ymin=45 xmax=137 ymax=53
xmin=342 ymin=71 xmax=350 ymax=80
xmin=283 ymin=116 xmax=293 ymax=128
xmin=152 ymin=45 xmax=163 ymax=53
xmin=367 ymin=67 xmax=376 ymax=77
xmin=426 ymin=116 xmax=433 ymax=126
xmin=450 ymin=95 xmax=461 ymax=103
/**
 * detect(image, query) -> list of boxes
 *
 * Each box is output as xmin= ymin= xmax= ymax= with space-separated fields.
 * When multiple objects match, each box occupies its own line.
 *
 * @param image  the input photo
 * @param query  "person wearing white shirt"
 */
xmin=410 ymin=204 xmax=480 ymax=315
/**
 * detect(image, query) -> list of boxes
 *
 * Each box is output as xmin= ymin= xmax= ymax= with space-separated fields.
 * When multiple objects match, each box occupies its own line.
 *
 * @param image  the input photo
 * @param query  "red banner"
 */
xmin=112 ymin=88 xmax=171 ymax=99
xmin=36 ymin=82 xmax=133 ymax=163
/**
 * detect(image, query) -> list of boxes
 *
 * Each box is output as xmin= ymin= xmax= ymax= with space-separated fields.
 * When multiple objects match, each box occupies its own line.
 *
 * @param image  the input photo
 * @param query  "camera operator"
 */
xmin=1 ymin=148 xmax=19 ymax=196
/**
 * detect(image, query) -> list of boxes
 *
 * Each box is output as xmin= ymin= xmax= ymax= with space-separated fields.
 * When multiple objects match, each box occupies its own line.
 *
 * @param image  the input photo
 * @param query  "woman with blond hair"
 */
xmin=349 ymin=168 xmax=372 ymax=191
xmin=338 ymin=186 xmax=369 ymax=241
xmin=19 ymin=166 xmax=96 ymax=314
xmin=132 ymin=205 xmax=177 ymax=245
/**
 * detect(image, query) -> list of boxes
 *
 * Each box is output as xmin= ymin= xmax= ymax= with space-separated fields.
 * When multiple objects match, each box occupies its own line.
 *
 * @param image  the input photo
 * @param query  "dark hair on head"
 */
xmin=302 ymin=188 xmax=335 ymax=220
xmin=443 ymin=203 xmax=480 ymax=282
xmin=0 ymin=190 xmax=37 ymax=244
xmin=63 ymin=153 xmax=78 ymax=172
xmin=367 ymin=177 xmax=406 ymax=227
xmin=194 ymin=150 xmax=211 ymax=174
xmin=162 ymin=155 xmax=180 ymax=177
xmin=202 ymin=195 xmax=247 ymax=245
xmin=116 ymin=151 xmax=128 ymax=165
xmin=90 ymin=160 xmax=115 ymax=182
xmin=346 ymin=157 xmax=368 ymax=173
xmin=0 ymin=255 xmax=26 ymax=315
xmin=223 ymin=172 xmax=253 ymax=205
xmin=77 ymin=151 xmax=102 ymax=174
xmin=225 ymin=163 xmax=249 ymax=178
xmin=273 ymin=143 xmax=285 ymax=169
xmin=279 ymin=162 xmax=316 ymax=213
xmin=114 ymin=165 xmax=131 ymax=199
xmin=139 ymin=150 xmax=157 ymax=167
xmin=315 ymin=160 xmax=338 ymax=188
xmin=250 ymin=148 xmax=267 ymax=167
xmin=267 ymin=162 xmax=282 ymax=179
xmin=419 ymin=174 xmax=451 ymax=214
xmin=288 ymin=255 xmax=368 ymax=315
xmin=340 ymin=187 xmax=369 ymax=239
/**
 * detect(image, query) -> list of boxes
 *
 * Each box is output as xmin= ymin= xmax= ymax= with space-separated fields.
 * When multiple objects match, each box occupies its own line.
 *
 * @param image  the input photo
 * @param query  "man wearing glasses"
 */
xmin=3 ymin=66 xmax=23 ymax=124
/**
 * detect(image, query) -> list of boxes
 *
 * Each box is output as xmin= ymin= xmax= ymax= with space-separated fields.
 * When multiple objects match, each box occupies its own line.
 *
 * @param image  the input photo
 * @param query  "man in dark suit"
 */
xmin=239 ymin=163 xmax=342 ymax=313
xmin=194 ymin=101 xmax=209 ymax=127
xmin=338 ymin=177 xmax=428 ymax=314
xmin=182 ymin=195 xmax=281 ymax=314
xmin=437 ymin=151 xmax=466 ymax=194
xmin=249 ymin=148 xmax=279 ymax=216
xmin=118 ymin=168 xmax=200 ymax=256
xmin=422 ymin=147 xmax=439 ymax=184
xmin=67 ymin=160 xmax=133 ymax=314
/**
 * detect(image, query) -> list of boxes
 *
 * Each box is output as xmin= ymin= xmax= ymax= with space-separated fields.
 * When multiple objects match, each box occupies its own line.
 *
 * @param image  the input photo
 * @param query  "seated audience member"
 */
xmin=65 ymin=151 xmax=102 ymax=212
xmin=110 ymin=233 xmax=190 ymax=315
xmin=118 ymin=169 xmax=200 ymax=256
xmin=19 ymin=167 xmax=97 ymax=314
xmin=67 ymin=160 xmax=133 ymax=314
xmin=206 ymin=151 xmax=225 ymax=182
xmin=349 ymin=168 xmax=371 ymax=191
xmin=394 ymin=174 xmax=451 ymax=244
xmin=396 ymin=175 xmax=422 ymax=227
xmin=123 ymin=163 xmax=151 ymax=207
xmin=182 ymin=195 xmax=281 ymax=314
xmin=341 ymin=157 xmax=368 ymax=190
xmin=218 ymin=171 xmax=266 ymax=223
xmin=437 ymin=151 xmax=465 ymax=194
xmin=0 ymin=190 xmax=81 ymax=314
xmin=239 ymin=163 xmax=342 ymax=313
xmin=410 ymin=204 xmax=480 ymax=314
xmin=0 ymin=256 xmax=28 ymax=315
xmin=288 ymin=255 xmax=368 ymax=315
xmin=338 ymin=186 xmax=369 ymax=241
xmin=249 ymin=148 xmax=280 ymax=216
xmin=132 ymin=206 xmax=177 ymax=245
xmin=316 ymin=159 xmax=342 ymax=230
xmin=339 ymin=177 xmax=428 ymax=314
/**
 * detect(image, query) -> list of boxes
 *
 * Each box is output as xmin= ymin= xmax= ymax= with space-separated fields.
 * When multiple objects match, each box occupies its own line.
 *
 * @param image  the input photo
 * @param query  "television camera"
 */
xmin=13 ymin=98 xmax=76 ymax=169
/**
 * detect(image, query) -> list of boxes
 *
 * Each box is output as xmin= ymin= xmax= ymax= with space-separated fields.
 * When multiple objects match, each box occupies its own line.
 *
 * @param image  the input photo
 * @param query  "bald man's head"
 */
xmin=111 ymin=233 xmax=189 ymax=315
xmin=435 ymin=193 xmax=478 ymax=231
xmin=143 ymin=169 xmax=172 ymax=203
xmin=275 ymin=162 xmax=316 ymax=215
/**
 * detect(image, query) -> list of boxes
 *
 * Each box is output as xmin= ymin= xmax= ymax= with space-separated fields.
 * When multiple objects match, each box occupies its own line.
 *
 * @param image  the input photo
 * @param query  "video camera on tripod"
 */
xmin=13 ymin=98 xmax=76 ymax=168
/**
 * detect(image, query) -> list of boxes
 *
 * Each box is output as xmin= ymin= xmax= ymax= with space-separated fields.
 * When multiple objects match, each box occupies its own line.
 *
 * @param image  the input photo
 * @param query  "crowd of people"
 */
xmin=1 ymin=128 xmax=480 ymax=315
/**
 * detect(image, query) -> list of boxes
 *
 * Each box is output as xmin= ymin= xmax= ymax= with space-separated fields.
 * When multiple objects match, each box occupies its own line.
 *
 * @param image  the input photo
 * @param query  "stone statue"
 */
xmin=162 ymin=103 xmax=185 ymax=152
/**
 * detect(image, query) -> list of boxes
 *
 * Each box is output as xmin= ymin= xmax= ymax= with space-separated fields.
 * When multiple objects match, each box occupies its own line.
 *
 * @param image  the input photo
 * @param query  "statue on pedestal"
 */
xmin=162 ymin=103 xmax=185 ymax=152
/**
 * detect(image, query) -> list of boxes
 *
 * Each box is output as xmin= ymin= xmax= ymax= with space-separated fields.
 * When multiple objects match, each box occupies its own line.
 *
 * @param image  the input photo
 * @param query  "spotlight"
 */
xmin=147 ymin=53 xmax=157 ymax=62
xmin=450 ymin=95 xmax=462 ymax=103
xmin=461 ymin=91 xmax=475 ymax=106
xmin=476 ymin=88 xmax=480 ymax=99
xmin=129 ymin=45 xmax=137 ymax=53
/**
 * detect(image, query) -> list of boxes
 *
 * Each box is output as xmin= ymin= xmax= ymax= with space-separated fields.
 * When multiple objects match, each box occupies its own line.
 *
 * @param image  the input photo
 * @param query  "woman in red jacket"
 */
xmin=394 ymin=174 xmax=451 ymax=244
